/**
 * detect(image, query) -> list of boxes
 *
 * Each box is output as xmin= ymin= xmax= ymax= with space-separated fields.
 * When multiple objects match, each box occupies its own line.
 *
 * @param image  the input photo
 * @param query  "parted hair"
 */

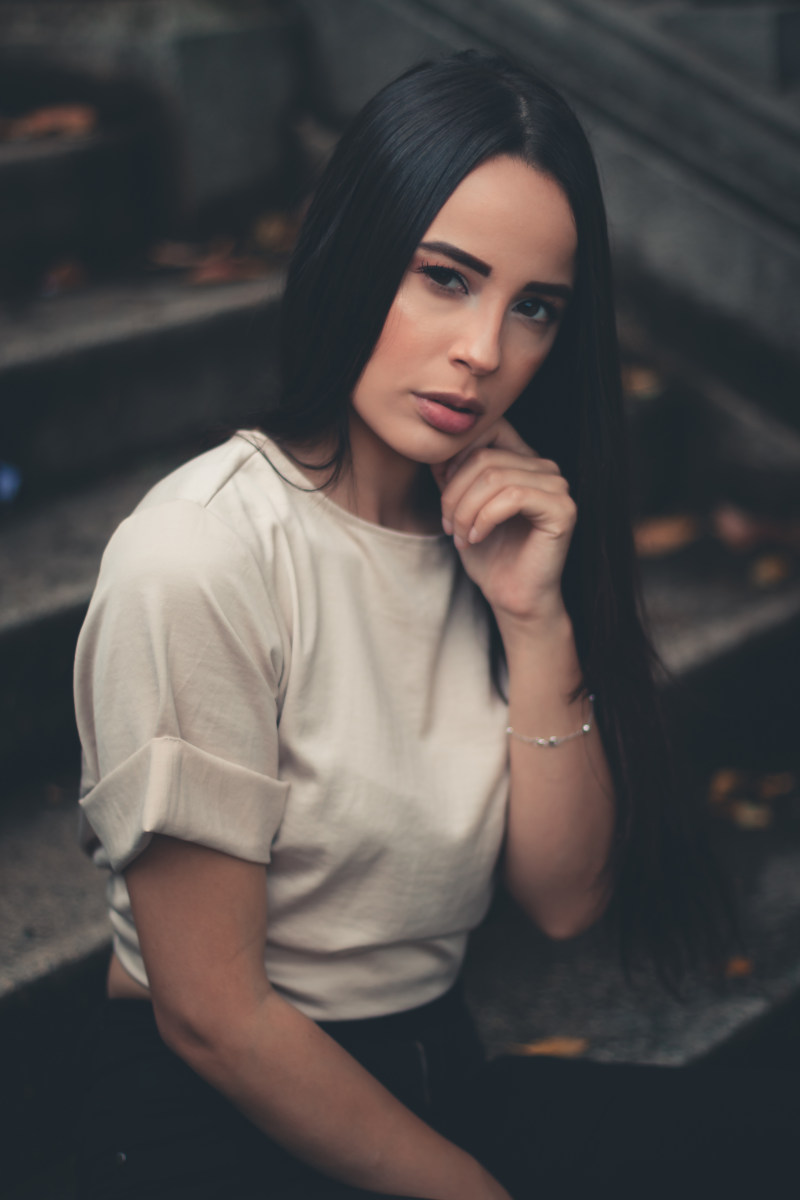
xmin=260 ymin=50 xmax=735 ymax=987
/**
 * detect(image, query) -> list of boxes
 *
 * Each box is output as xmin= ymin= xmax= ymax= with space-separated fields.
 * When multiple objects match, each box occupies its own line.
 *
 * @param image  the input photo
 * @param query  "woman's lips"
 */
xmin=414 ymin=393 xmax=480 ymax=435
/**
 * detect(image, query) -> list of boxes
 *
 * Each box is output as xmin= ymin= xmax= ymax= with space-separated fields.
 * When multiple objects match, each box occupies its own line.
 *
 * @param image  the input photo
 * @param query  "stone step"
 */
xmin=0 ymin=448 xmax=194 ymax=778
xmin=0 ymin=0 xmax=303 ymax=228
xmin=0 ymin=269 xmax=284 ymax=503
xmin=0 ymin=121 xmax=160 ymax=300
xmin=620 ymin=311 xmax=800 ymax=517
xmin=0 ymin=777 xmax=108 ymax=1197
xmin=0 ymin=782 xmax=107 ymax=1007
xmin=656 ymin=1 xmax=800 ymax=93
xmin=466 ymin=781 xmax=800 ymax=1063
xmin=302 ymin=0 xmax=800 ymax=229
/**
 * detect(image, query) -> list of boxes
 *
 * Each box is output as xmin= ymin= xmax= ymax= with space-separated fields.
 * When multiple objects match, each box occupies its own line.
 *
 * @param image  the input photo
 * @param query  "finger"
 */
xmin=448 ymin=470 xmax=570 ymax=543
xmin=440 ymin=418 xmax=538 ymax=487
xmin=466 ymin=487 xmax=577 ymax=546
xmin=441 ymin=452 xmax=564 ymax=530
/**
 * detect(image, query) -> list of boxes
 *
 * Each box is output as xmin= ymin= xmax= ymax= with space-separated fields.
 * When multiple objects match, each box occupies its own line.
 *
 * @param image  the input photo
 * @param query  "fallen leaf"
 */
xmin=506 ymin=1036 xmax=589 ymax=1058
xmin=41 ymin=258 xmax=87 ymax=296
xmin=730 ymin=799 xmax=772 ymax=830
xmin=749 ymin=554 xmax=792 ymax=588
xmin=713 ymin=504 xmax=800 ymax=555
xmin=711 ymin=504 xmax=760 ymax=553
xmin=622 ymin=364 xmax=665 ymax=401
xmin=2 ymin=103 xmax=97 ymax=141
xmin=634 ymin=514 xmax=701 ymax=557
xmin=708 ymin=768 xmax=750 ymax=806
xmin=758 ymin=773 xmax=796 ymax=801
xmin=252 ymin=211 xmax=301 ymax=255
xmin=189 ymin=255 xmax=270 ymax=285
xmin=148 ymin=241 xmax=203 ymax=269
xmin=724 ymin=956 xmax=754 ymax=979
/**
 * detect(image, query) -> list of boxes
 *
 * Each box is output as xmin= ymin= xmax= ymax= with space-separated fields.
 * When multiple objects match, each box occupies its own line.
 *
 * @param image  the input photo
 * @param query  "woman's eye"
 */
xmin=415 ymin=262 xmax=467 ymax=294
xmin=516 ymin=297 xmax=557 ymax=324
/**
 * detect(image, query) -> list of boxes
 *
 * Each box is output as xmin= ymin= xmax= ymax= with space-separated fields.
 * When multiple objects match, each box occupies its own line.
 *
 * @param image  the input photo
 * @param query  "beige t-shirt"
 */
xmin=76 ymin=433 xmax=510 ymax=1020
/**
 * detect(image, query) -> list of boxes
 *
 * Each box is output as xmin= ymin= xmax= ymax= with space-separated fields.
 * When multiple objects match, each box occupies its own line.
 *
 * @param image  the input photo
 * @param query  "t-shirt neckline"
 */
xmin=242 ymin=431 xmax=450 ymax=548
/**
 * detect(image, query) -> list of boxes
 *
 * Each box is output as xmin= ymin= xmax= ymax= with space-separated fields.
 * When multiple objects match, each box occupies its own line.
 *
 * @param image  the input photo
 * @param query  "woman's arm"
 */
xmin=500 ymin=611 xmax=614 ymax=937
xmin=438 ymin=419 xmax=615 ymax=938
xmin=124 ymin=835 xmax=511 ymax=1200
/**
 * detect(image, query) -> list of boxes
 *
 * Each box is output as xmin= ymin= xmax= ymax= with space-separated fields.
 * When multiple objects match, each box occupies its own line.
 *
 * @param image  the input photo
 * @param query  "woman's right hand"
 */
xmin=123 ymin=835 xmax=512 ymax=1200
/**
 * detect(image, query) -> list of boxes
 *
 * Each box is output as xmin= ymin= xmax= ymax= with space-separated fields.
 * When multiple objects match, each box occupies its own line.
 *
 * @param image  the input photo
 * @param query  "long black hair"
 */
xmin=260 ymin=50 xmax=734 ymax=987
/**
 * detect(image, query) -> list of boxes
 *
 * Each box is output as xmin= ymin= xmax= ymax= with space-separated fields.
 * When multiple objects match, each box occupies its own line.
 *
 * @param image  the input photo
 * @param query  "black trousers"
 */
xmin=76 ymin=988 xmax=798 ymax=1199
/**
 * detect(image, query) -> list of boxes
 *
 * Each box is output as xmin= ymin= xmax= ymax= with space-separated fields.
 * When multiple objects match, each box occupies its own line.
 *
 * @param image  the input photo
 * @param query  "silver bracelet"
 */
xmin=506 ymin=695 xmax=595 ymax=748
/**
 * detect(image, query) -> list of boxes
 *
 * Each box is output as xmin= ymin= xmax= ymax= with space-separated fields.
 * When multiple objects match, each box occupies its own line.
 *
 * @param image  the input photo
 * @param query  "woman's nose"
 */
xmin=450 ymin=306 xmax=502 ymax=376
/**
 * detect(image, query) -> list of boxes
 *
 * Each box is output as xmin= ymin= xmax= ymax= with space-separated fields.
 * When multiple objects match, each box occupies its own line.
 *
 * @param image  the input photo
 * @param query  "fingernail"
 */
xmin=467 ymin=526 xmax=479 ymax=544
xmin=453 ymin=534 xmax=467 ymax=550
xmin=441 ymin=516 xmax=453 ymax=535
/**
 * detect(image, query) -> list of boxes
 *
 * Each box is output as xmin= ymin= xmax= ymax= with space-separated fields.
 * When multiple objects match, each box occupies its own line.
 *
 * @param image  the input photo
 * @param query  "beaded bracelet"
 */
xmin=506 ymin=694 xmax=595 ymax=748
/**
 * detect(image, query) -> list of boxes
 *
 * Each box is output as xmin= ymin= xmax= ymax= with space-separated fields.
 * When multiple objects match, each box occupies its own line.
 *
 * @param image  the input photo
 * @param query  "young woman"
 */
xmin=74 ymin=51 xmax=788 ymax=1200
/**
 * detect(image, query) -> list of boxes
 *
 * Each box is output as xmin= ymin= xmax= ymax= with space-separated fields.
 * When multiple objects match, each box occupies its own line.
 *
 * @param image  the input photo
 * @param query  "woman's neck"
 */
xmin=284 ymin=416 xmax=442 ymax=535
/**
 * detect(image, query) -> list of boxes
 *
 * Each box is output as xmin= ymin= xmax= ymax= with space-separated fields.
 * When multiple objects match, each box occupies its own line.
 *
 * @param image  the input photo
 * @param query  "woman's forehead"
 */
xmin=420 ymin=156 xmax=577 ymax=287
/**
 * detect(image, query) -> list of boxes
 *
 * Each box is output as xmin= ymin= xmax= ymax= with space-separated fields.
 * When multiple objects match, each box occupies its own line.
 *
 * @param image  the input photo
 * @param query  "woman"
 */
xmin=74 ymin=51 xmax=777 ymax=1200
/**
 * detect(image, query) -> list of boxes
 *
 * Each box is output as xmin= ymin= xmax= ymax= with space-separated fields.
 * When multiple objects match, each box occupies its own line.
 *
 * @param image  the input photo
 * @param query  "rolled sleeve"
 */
xmin=80 ymin=736 xmax=290 ymax=872
xmin=75 ymin=499 xmax=290 ymax=871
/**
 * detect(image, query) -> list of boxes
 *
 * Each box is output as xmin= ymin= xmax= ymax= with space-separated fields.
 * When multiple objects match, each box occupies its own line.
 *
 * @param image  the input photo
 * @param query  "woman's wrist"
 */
xmin=495 ymin=599 xmax=573 ymax=660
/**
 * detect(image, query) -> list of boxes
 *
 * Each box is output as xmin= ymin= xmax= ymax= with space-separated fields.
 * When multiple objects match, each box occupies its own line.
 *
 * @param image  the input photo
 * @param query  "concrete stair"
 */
xmin=1 ymin=270 xmax=284 ymax=503
xmin=2 ymin=2 xmax=800 ymax=1196
xmin=0 ymin=124 xmax=157 ymax=301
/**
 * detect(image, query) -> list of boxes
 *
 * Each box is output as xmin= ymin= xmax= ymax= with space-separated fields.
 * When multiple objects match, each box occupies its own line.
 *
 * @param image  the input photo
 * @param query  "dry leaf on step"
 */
xmin=506 ymin=1036 xmax=589 ymax=1058
xmin=622 ymin=364 xmax=665 ymax=401
xmin=1 ymin=104 xmax=97 ymax=141
xmin=634 ymin=514 xmax=700 ymax=557
xmin=730 ymin=800 xmax=772 ymax=830
xmin=724 ymin=957 xmax=754 ymax=979
xmin=758 ymin=773 xmax=796 ymax=801
xmin=708 ymin=769 xmax=750 ymax=806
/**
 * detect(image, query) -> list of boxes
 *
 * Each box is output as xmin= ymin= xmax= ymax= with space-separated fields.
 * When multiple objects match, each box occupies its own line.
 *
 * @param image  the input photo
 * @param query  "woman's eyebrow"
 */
xmin=419 ymin=239 xmax=491 ymax=276
xmin=418 ymin=239 xmax=573 ymax=299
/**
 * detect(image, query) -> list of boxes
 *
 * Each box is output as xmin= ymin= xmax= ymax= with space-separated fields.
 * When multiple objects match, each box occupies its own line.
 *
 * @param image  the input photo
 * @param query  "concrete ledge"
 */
xmin=0 ymin=124 xmax=155 ymax=297
xmin=646 ymin=549 xmax=800 ymax=680
xmin=0 ymin=451 xmax=191 ymax=772
xmin=465 ymin=799 xmax=800 ymax=1063
xmin=417 ymin=0 xmax=800 ymax=230
xmin=0 ymin=789 xmax=108 ymax=1003
xmin=0 ymin=270 xmax=283 ymax=497
xmin=0 ymin=0 xmax=302 ymax=220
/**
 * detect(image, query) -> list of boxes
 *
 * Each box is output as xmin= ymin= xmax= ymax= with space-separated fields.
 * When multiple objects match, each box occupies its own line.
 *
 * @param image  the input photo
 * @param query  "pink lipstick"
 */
xmin=414 ymin=392 xmax=481 ymax=435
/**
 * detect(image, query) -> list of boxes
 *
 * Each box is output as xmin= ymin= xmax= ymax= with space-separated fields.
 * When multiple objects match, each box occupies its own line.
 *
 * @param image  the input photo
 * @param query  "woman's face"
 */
xmin=350 ymin=155 xmax=577 ymax=466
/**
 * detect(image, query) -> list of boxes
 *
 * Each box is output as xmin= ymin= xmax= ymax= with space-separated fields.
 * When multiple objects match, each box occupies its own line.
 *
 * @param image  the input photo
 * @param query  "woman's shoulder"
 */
xmin=135 ymin=430 xmax=283 ymax=515
xmin=97 ymin=433 xmax=293 ymax=598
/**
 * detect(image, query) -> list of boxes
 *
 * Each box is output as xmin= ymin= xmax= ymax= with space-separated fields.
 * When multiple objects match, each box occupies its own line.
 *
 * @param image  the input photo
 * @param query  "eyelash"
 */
xmin=415 ymin=260 xmax=467 ymax=293
xmin=413 ymin=260 xmax=558 ymax=325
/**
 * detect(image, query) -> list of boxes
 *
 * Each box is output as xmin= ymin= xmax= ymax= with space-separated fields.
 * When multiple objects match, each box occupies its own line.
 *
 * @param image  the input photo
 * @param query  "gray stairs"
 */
xmin=1 ymin=270 xmax=283 ymax=501
xmin=2 ymin=2 xmax=800 ymax=1197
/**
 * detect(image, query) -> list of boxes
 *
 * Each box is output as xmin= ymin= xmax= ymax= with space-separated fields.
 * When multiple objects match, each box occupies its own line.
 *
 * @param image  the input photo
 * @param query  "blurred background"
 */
xmin=1 ymin=1 xmax=798 ymax=1195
